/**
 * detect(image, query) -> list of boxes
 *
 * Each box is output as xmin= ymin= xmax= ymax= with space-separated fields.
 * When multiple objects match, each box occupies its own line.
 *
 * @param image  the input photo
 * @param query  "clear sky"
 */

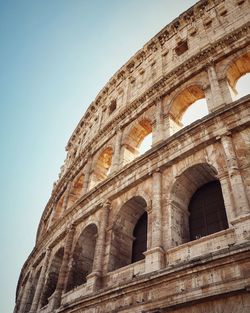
xmin=0 ymin=1 xmax=248 ymax=312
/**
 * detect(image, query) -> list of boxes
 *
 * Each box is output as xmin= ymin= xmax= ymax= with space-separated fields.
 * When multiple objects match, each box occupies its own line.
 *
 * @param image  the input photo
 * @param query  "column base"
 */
xmin=231 ymin=213 xmax=250 ymax=243
xmin=144 ymin=247 xmax=165 ymax=273
xmin=47 ymin=290 xmax=61 ymax=311
xmin=86 ymin=271 xmax=102 ymax=292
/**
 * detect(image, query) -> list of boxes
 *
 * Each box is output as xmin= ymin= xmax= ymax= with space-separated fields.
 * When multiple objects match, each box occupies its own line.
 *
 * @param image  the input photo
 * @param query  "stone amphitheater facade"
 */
xmin=15 ymin=0 xmax=250 ymax=312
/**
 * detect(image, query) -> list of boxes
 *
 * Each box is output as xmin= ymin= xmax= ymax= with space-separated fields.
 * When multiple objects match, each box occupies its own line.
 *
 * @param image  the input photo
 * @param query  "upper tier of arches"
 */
xmin=35 ymin=0 xmax=250 ymax=243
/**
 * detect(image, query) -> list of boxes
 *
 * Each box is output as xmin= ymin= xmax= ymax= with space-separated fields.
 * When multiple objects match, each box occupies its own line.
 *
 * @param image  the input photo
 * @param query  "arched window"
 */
xmin=108 ymin=196 xmax=147 ymax=271
xmin=170 ymin=163 xmax=228 ymax=246
xmin=66 ymin=224 xmax=97 ymax=292
xmin=41 ymin=248 xmax=64 ymax=307
xmin=24 ymin=268 xmax=41 ymax=313
xmin=226 ymin=52 xmax=250 ymax=100
xmin=53 ymin=193 xmax=65 ymax=221
xmin=67 ymin=174 xmax=84 ymax=208
xmin=123 ymin=120 xmax=152 ymax=165
xmin=189 ymin=181 xmax=229 ymax=240
xmin=132 ymin=211 xmax=147 ymax=263
xmin=89 ymin=147 xmax=113 ymax=189
xmin=169 ymin=85 xmax=208 ymax=129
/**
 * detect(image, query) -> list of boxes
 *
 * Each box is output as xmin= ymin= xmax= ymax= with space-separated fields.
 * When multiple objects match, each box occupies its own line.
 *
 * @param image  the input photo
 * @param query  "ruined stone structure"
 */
xmin=15 ymin=0 xmax=250 ymax=312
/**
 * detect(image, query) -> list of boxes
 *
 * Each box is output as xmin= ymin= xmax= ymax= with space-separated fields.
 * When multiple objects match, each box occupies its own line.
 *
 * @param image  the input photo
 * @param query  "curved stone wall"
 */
xmin=15 ymin=1 xmax=250 ymax=313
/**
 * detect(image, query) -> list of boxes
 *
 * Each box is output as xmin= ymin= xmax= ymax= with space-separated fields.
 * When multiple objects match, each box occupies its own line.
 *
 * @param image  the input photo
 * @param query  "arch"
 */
xmin=132 ymin=211 xmax=148 ymax=263
xmin=169 ymin=84 xmax=207 ymax=121
xmin=53 ymin=193 xmax=65 ymax=220
xmin=66 ymin=223 xmax=98 ymax=292
xmin=90 ymin=146 xmax=113 ymax=189
xmin=108 ymin=196 xmax=148 ymax=271
xmin=189 ymin=181 xmax=228 ymax=240
xmin=67 ymin=174 xmax=84 ymax=208
xmin=169 ymin=163 xmax=228 ymax=245
xmin=23 ymin=268 xmax=41 ymax=313
xmin=122 ymin=119 xmax=152 ymax=165
xmin=40 ymin=247 xmax=64 ymax=307
xmin=226 ymin=52 xmax=250 ymax=91
xmin=17 ymin=272 xmax=30 ymax=312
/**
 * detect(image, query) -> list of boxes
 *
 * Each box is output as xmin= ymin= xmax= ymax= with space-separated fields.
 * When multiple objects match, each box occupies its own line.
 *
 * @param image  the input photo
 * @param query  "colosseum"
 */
xmin=15 ymin=0 xmax=250 ymax=312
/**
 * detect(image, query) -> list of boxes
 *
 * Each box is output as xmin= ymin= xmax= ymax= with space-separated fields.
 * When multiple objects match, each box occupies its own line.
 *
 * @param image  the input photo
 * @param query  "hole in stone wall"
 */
xmin=109 ymin=100 xmax=117 ymax=115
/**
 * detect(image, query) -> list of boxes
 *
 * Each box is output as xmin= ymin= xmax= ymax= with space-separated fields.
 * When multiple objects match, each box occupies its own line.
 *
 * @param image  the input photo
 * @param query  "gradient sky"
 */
xmin=0 ymin=1 xmax=248 ymax=312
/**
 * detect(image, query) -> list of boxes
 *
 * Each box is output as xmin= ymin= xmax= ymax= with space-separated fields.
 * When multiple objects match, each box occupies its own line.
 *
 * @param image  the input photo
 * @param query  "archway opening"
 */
xmin=24 ymin=268 xmax=41 ymax=313
xmin=170 ymin=163 xmax=228 ymax=246
xmin=53 ymin=193 xmax=65 ymax=221
xmin=18 ymin=273 xmax=30 ymax=313
xmin=170 ymin=85 xmax=208 ymax=129
xmin=41 ymin=248 xmax=64 ymax=307
xmin=226 ymin=52 xmax=250 ymax=100
xmin=181 ymin=98 xmax=208 ymax=126
xmin=189 ymin=181 xmax=228 ymax=240
xmin=66 ymin=224 xmax=98 ymax=292
xmin=123 ymin=120 xmax=152 ymax=165
xmin=67 ymin=174 xmax=84 ymax=208
xmin=90 ymin=147 xmax=113 ymax=189
xmin=132 ymin=211 xmax=148 ymax=263
xmin=108 ymin=196 xmax=147 ymax=271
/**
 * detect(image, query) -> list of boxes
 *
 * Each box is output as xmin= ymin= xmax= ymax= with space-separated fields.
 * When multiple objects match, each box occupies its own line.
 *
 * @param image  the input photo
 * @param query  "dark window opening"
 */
xmin=132 ymin=212 xmax=148 ymax=263
xmin=175 ymin=40 xmax=188 ymax=56
xmin=109 ymin=100 xmax=117 ymax=115
xmin=189 ymin=180 xmax=228 ymax=241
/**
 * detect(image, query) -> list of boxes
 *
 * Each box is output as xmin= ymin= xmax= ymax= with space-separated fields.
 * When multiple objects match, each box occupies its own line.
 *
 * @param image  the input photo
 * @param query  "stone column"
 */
xmin=62 ymin=181 xmax=72 ymax=212
xmin=18 ymin=269 xmax=34 ymax=313
xmin=152 ymin=98 xmax=165 ymax=146
xmin=144 ymin=170 xmax=165 ymax=272
xmin=218 ymin=172 xmax=235 ymax=224
xmin=219 ymin=78 xmax=233 ymax=104
xmin=51 ymin=225 xmax=75 ymax=310
xmin=146 ymin=203 xmax=152 ymax=250
xmin=29 ymin=249 xmax=51 ymax=313
xmin=87 ymin=202 xmax=110 ymax=290
xmin=82 ymin=157 xmax=92 ymax=194
xmin=221 ymin=134 xmax=249 ymax=217
xmin=110 ymin=128 xmax=123 ymax=173
xmin=164 ymin=113 xmax=182 ymax=138
xmin=207 ymin=63 xmax=225 ymax=111
xmin=47 ymin=200 xmax=57 ymax=228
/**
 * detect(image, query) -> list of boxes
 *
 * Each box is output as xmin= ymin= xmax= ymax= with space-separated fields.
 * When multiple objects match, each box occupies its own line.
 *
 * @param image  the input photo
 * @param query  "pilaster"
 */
xmin=206 ymin=63 xmax=225 ymax=111
xmin=110 ymin=129 xmax=123 ymax=173
xmin=87 ymin=201 xmax=110 ymax=290
xmin=152 ymin=98 xmax=165 ymax=146
xmin=18 ymin=269 xmax=34 ymax=313
xmin=220 ymin=133 xmax=249 ymax=217
xmin=145 ymin=170 xmax=165 ymax=272
xmin=30 ymin=249 xmax=51 ymax=313
xmin=50 ymin=225 xmax=75 ymax=310
xmin=82 ymin=157 xmax=92 ymax=194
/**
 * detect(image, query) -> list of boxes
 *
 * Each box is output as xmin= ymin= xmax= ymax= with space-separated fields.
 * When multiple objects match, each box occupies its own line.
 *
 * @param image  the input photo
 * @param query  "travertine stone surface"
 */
xmin=15 ymin=0 xmax=250 ymax=312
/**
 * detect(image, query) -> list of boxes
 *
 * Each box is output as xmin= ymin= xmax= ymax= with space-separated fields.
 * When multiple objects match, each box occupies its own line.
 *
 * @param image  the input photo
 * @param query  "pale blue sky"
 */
xmin=1 ymin=1 xmax=248 ymax=312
